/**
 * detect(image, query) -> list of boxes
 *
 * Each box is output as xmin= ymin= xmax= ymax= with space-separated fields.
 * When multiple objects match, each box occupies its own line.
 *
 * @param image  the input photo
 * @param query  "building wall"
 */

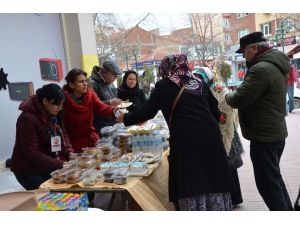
xmin=0 ymin=13 xmax=67 ymax=163
xmin=114 ymin=26 xmax=157 ymax=68
xmin=61 ymin=13 xmax=98 ymax=75
xmin=0 ymin=13 xmax=98 ymax=165
xmin=61 ymin=14 xmax=82 ymax=70
xmin=114 ymin=26 xmax=180 ymax=70
xmin=78 ymin=14 xmax=99 ymax=75
xmin=226 ymin=13 xmax=256 ymax=45
xmin=255 ymin=13 xmax=276 ymax=36
xmin=125 ymin=26 xmax=157 ymax=54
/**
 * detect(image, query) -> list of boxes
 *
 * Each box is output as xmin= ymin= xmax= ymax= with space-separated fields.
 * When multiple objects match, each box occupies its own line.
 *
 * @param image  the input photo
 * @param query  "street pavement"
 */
xmin=0 ymin=109 xmax=299 ymax=211
xmin=235 ymin=108 xmax=300 ymax=210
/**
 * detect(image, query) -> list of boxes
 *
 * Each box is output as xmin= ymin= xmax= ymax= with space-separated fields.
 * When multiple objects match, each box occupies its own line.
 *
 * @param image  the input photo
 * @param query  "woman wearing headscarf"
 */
xmin=11 ymin=84 xmax=74 ymax=190
xmin=117 ymin=70 xmax=146 ymax=112
xmin=63 ymin=68 xmax=117 ymax=153
xmin=116 ymin=54 xmax=236 ymax=211
xmin=193 ymin=67 xmax=244 ymax=207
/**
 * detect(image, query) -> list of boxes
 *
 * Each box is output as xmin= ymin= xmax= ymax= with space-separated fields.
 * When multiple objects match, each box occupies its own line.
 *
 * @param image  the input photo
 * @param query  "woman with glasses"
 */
xmin=11 ymin=83 xmax=74 ymax=190
xmin=63 ymin=68 xmax=117 ymax=153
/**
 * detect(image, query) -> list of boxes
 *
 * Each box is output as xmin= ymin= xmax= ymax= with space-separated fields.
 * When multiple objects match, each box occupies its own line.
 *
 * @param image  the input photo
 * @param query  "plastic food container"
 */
xmin=82 ymin=147 xmax=101 ymax=155
xmin=102 ymin=153 xmax=112 ymax=162
xmin=78 ymin=159 xmax=94 ymax=169
xmin=103 ymin=177 xmax=114 ymax=183
xmin=113 ymin=175 xmax=127 ymax=185
xmin=103 ymin=169 xmax=114 ymax=179
xmin=100 ymin=126 xmax=116 ymax=138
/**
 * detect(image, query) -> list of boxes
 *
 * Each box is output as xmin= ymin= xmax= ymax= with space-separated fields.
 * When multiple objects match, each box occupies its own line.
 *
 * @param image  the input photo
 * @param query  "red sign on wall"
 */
xmin=39 ymin=58 xmax=63 ymax=82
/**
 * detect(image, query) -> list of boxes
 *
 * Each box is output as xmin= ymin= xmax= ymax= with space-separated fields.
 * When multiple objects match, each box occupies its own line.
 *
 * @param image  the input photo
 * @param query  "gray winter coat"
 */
xmin=89 ymin=72 xmax=117 ymax=132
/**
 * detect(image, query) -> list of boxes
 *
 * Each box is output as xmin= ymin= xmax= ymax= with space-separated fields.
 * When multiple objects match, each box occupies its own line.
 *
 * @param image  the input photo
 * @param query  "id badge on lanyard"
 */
xmin=51 ymin=135 xmax=62 ymax=152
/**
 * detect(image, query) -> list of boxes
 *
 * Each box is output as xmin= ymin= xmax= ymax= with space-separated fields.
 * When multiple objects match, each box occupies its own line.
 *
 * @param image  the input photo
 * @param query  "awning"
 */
xmin=288 ymin=45 xmax=300 ymax=57
xmin=277 ymin=44 xmax=300 ymax=56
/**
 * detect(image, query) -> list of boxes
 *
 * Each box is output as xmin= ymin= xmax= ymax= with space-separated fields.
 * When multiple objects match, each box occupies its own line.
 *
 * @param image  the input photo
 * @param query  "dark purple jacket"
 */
xmin=11 ymin=96 xmax=74 ymax=175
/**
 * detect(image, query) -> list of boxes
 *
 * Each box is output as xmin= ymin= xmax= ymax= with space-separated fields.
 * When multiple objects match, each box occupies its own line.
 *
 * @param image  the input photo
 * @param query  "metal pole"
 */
xmin=281 ymin=23 xmax=285 ymax=54
xmin=134 ymin=54 xmax=138 ymax=73
xmin=125 ymin=53 xmax=129 ymax=70
xmin=133 ymin=45 xmax=138 ymax=74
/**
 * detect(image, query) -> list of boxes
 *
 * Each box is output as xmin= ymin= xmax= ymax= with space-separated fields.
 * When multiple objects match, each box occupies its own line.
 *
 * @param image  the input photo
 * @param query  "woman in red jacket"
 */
xmin=11 ymin=84 xmax=74 ymax=190
xmin=63 ymin=68 xmax=116 ymax=153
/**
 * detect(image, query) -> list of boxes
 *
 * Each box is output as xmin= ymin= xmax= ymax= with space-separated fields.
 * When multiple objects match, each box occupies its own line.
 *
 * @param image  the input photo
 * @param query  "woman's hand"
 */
xmin=116 ymin=110 xmax=125 ymax=123
xmin=110 ymin=98 xmax=122 ymax=106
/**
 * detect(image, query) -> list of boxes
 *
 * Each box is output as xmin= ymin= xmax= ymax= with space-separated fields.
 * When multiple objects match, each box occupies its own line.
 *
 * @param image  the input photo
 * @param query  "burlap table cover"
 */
xmin=39 ymin=153 xmax=171 ymax=211
xmin=142 ymin=149 xmax=175 ymax=210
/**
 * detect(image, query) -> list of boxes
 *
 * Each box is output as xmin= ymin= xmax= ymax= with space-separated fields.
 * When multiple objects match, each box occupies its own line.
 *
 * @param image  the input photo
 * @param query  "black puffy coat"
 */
xmin=117 ymin=87 xmax=146 ymax=112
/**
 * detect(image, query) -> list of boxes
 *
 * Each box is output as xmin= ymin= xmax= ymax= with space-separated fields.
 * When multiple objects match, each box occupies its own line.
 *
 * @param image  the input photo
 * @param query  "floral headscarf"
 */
xmin=159 ymin=54 xmax=203 ymax=95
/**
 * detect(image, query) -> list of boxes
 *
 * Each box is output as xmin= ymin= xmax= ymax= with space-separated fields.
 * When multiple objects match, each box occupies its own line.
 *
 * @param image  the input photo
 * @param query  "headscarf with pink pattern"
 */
xmin=159 ymin=54 xmax=203 ymax=95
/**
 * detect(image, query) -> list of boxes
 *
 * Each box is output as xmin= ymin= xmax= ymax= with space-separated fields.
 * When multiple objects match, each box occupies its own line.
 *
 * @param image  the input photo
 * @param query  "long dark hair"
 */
xmin=36 ymin=83 xmax=65 ymax=105
xmin=119 ymin=70 xmax=139 ymax=92
xmin=63 ymin=68 xmax=87 ymax=92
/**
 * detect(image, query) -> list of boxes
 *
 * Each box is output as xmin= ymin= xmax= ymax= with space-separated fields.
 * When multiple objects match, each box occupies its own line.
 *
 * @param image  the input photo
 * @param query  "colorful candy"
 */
xmin=36 ymin=192 xmax=89 ymax=211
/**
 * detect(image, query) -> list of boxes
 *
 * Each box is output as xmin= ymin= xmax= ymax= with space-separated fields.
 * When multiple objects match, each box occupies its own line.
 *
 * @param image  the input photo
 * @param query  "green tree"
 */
xmin=219 ymin=62 xmax=232 ymax=85
xmin=142 ymin=65 xmax=155 ymax=96
xmin=117 ymin=76 xmax=123 ymax=87
xmin=142 ymin=65 xmax=155 ymax=86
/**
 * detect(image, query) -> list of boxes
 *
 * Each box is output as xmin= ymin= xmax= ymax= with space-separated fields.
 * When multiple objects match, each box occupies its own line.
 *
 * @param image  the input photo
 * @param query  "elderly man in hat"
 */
xmin=89 ymin=60 xmax=123 ymax=133
xmin=225 ymin=32 xmax=293 ymax=210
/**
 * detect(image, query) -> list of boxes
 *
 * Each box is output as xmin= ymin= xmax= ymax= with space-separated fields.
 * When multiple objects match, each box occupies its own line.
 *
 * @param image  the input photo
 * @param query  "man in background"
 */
xmin=287 ymin=62 xmax=300 ymax=113
xmin=89 ymin=60 xmax=123 ymax=133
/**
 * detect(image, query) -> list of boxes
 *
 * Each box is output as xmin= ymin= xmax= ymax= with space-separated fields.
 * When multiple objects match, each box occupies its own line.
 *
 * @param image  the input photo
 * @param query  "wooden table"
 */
xmin=39 ymin=150 xmax=172 ymax=210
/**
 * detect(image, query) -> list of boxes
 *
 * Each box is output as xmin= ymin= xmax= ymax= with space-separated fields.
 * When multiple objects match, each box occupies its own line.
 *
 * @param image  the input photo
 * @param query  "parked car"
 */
xmin=294 ymin=85 xmax=300 ymax=109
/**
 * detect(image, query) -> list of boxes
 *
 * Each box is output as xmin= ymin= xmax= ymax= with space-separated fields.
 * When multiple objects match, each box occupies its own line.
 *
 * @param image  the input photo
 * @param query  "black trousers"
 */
xmin=250 ymin=140 xmax=293 ymax=211
xmin=14 ymin=173 xmax=50 ymax=190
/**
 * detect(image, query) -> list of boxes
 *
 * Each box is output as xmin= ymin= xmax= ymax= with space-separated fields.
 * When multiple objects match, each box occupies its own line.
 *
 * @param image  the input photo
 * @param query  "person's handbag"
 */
xmin=168 ymin=84 xmax=186 ymax=127
xmin=167 ymin=84 xmax=186 ymax=165
xmin=228 ymin=128 xmax=244 ymax=169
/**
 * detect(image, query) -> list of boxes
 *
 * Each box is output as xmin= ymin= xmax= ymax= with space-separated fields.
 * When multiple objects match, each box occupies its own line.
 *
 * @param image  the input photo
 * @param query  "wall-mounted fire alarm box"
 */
xmin=39 ymin=58 xmax=63 ymax=82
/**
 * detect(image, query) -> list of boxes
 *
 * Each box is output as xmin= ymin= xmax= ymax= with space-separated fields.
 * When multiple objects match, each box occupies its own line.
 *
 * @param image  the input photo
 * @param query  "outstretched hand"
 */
xmin=110 ymin=98 xmax=122 ymax=106
xmin=116 ymin=110 xmax=125 ymax=123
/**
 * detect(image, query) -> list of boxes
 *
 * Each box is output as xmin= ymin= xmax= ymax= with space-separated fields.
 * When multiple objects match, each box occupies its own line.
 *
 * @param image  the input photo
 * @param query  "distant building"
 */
xmin=110 ymin=26 xmax=191 ymax=73
xmin=223 ymin=13 xmax=300 ymax=57
xmin=222 ymin=13 xmax=300 ymax=81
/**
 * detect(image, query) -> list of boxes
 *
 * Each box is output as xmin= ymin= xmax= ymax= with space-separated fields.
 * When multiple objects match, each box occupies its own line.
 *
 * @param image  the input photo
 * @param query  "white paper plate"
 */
xmin=117 ymin=102 xmax=133 ymax=108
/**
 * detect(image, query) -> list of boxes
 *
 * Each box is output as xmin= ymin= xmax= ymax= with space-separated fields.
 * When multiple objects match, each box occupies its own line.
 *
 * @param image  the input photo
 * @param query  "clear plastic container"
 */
xmin=65 ymin=168 xmax=83 ymax=184
xmin=113 ymin=175 xmax=127 ymax=185
xmin=102 ymin=153 xmax=112 ymax=162
xmin=78 ymin=159 xmax=94 ymax=169
xmin=103 ymin=169 xmax=114 ymax=179
xmin=82 ymin=169 xmax=98 ymax=186
xmin=100 ymin=126 xmax=117 ymax=138
xmin=77 ymin=154 xmax=95 ymax=161
xmin=50 ymin=167 xmax=70 ymax=180
xmin=82 ymin=147 xmax=101 ymax=155
xmin=103 ymin=177 xmax=114 ymax=183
